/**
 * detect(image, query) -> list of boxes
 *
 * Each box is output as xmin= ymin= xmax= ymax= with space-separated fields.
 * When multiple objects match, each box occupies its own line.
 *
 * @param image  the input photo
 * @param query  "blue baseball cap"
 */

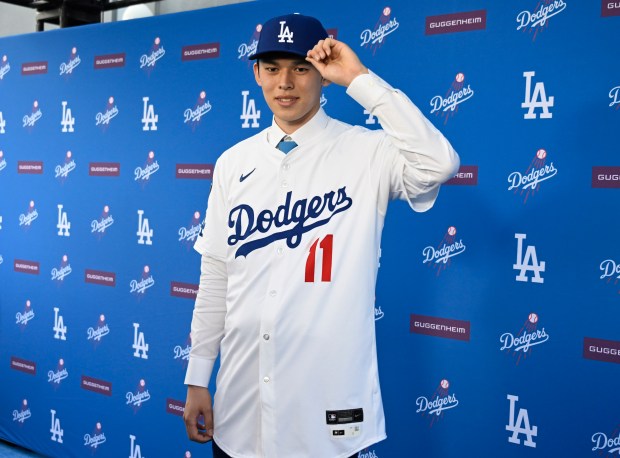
xmin=249 ymin=13 xmax=328 ymax=60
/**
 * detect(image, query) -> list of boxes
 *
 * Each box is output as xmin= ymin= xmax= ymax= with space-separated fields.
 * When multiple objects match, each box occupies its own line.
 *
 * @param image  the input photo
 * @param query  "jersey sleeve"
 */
xmin=346 ymin=71 xmax=460 ymax=213
xmin=194 ymin=159 xmax=228 ymax=261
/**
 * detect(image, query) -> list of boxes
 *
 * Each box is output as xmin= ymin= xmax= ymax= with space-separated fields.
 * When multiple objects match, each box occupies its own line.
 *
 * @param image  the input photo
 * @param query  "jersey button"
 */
xmin=276 ymin=247 xmax=283 ymax=256
xmin=263 ymin=376 xmax=270 ymax=383
xmin=263 ymin=334 xmax=270 ymax=341
xmin=282 ymin=163 xmax=290 ymax=171
xmin=281 ymin=181 xmax=288 ymax=188
xmin=269 ymin=290 xmax=276 ymax=297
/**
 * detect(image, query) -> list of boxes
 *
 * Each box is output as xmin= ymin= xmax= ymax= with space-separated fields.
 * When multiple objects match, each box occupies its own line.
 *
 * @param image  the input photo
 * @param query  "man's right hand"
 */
xmin=183 ymin=385 xmax=214 ymax=443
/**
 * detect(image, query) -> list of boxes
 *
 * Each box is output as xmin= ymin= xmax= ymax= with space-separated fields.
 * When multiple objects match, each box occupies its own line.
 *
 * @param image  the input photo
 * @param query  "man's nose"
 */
xmin=278 ymin=69 xmax=294 ymax=89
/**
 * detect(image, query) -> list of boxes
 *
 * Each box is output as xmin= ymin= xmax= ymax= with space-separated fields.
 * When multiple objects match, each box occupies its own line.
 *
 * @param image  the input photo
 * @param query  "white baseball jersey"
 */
xmin=186 ymin=72 xmax=459 ymax=458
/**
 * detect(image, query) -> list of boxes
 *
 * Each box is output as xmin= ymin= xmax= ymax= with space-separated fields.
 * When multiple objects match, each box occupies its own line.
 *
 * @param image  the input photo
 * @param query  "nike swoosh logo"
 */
xmin=240 ymin=168 xmax=256 ymax=182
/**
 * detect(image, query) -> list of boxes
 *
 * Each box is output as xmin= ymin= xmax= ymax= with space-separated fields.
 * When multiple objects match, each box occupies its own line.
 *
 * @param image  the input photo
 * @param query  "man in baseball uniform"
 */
xmin=184 ymin=13 xmax=459 ymax=458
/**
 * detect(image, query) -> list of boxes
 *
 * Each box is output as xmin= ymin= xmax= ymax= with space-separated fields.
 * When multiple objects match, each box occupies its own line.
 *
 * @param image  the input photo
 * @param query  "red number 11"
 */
xmin=305 ymin=234 xmax=333 ymax=282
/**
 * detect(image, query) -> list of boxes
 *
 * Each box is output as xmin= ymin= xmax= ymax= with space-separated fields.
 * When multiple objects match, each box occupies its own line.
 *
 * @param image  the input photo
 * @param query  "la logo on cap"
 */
xmin=278 ymin=21 xmax=294 ymax=43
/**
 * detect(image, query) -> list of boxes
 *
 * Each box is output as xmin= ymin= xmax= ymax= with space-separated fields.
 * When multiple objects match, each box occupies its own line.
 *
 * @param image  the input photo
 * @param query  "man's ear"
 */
xmin=253 ymin=62 xmax=262 ymax=87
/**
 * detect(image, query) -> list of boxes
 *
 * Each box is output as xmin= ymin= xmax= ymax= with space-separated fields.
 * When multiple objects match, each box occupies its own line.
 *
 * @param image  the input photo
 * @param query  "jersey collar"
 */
xmin=267 ymin=108 xmax=330 ymax=149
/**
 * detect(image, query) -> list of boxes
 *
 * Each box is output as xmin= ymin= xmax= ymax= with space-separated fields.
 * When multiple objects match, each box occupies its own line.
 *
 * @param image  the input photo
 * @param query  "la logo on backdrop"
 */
xmin=430 ymin=73 xmax=474 ymax=125
xmin=421 ymin=226 xmax=466 ymax=276
xmin=360 ymin=7 xmax=400 ymax=55
xmin=516 ymin=0 xmax=567 ymax=42
xmin=415 ymin=379 xmax=459 ymax=427
xmin=507 ymin=148 xmax=558 ymax=204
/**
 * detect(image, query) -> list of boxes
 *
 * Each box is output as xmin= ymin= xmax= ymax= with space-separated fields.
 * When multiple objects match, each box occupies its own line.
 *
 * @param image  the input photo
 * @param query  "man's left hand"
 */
xmin=306 ymin=38 xmax=369 ymax=87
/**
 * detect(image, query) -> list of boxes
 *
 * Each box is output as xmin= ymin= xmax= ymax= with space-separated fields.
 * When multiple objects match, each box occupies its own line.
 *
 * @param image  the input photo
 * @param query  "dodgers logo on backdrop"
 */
xmin=178 ymin=211 xmax=202 ymax=248
xmin=358 ymin=448 xmax=379 ymax=458
xmin=91 ymin=205 xmax=114 ymax=237
xmin=130 ymin=266 xmax=154 ymax=296
xmin=84 ymin=422 xmax=106 ymax=450
xmin=135 ymin=151 xmax=159 ymax=185
xmin=126 ymin=379 xmax=151 ymax=411
xmin=140 ymin=37 xmax=165 ymax=71
xmin=87 ymin=314 xmax=110 ymax=346
xmin=184 ymin=91 xmax=212 ymax=129
xmin=19 ymin=200 xmax=38 ymax=228
xmin=16 ymin=300 xmax=35 ymax=329
xmin=23 ymin=100 xmax=42 ymax=128
xmin=0 ymin=150 xmax=6 ymax=171
xmin=360 ymin=7 xmax=400 ymax=55
xmin=430 ymin=73 xmax=474 ymax=124
xmin=514 ymin=233 xmax=545 ymax=283
xmin=500 ymin=313 xmax=549 ymax=364
xmin=13 ymin=400 xmax=31 ymax=424
xmin=0 ymin=110 xmax=6 ymax=133
xmin=599 ymin=258 xmax=620 ymax=294
xmin=610 ymin=85 xmax=620 ymax=110
xmin=516 ymin=0 xmax=567 ymax=41
xmin=241 ymin=90 xmax=260 ymax=128
xmin=51 ymin=255 xmax=72 ymax=282
xmin=132 ymin=323 xmax=149 ymax=359
xmin=422 ymin=226 xmax=466 ymax=276
xmin=48 ymin=359 xmax=69 ymax=386
xmin=228 ymin=187 xmax=353 ymax=258
xmin=173 ymin=333 xmax=191 ymax=366
xmin=591 ymin=428 xmax=620 ymax=455
xmin=239 ymin=24 xmax=260 ymax=60
xmin=415 ymin=379 xmax=459 ymax=427
xmin=522 ymin=71 xmax=554 ymax=119
xmin=508 ymin=148 xmax=558 ymax=203
xmin=96 ymin=96 xmax=119 ymax=128
xmin=506 ymin=394 xmax=537 ymax=448
xmin=374 ymin=306 xmax=384 ymax=321
xmin=50 ymin=410 xmax=64 ymax=443
xmin=59 ymin=47 xmax=81 ymax=76
xmin=56 ymin=151 xmax=76 ymax=182
xmin=0 ymin=55 xmax=10 ymax=80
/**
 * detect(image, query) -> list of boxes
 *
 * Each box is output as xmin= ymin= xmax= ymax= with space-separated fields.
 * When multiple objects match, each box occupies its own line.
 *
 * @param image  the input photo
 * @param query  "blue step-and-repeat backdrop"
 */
xmin=1 ymin=0 xmax=619 ymax=456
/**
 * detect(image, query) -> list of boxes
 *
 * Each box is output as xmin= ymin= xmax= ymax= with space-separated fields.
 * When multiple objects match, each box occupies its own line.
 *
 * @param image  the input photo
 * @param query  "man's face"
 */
xmin=254 ymin=55 xmax=328 ymax=134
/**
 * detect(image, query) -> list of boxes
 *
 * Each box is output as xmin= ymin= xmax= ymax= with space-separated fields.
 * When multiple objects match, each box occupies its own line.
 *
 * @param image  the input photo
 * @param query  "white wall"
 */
xmin=0 ymin=0 xmax=251 ymax=38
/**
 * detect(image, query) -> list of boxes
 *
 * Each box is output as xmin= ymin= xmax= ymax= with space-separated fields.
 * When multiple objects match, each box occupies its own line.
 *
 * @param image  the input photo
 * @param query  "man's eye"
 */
xmin=295 ymin=67 xmax=309 ymax=73
xmin=265 ymin=67 xmax=278 ymax=73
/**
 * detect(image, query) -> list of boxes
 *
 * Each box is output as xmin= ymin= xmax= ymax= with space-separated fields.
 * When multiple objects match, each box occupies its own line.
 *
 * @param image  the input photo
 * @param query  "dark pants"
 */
xmin=212 ymin=440 xmax=360 ymax=458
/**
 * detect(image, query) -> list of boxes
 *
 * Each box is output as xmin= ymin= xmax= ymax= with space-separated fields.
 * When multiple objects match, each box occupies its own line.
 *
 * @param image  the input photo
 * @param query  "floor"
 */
xmin=0 ymin=441 xmax=43 ymax=458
